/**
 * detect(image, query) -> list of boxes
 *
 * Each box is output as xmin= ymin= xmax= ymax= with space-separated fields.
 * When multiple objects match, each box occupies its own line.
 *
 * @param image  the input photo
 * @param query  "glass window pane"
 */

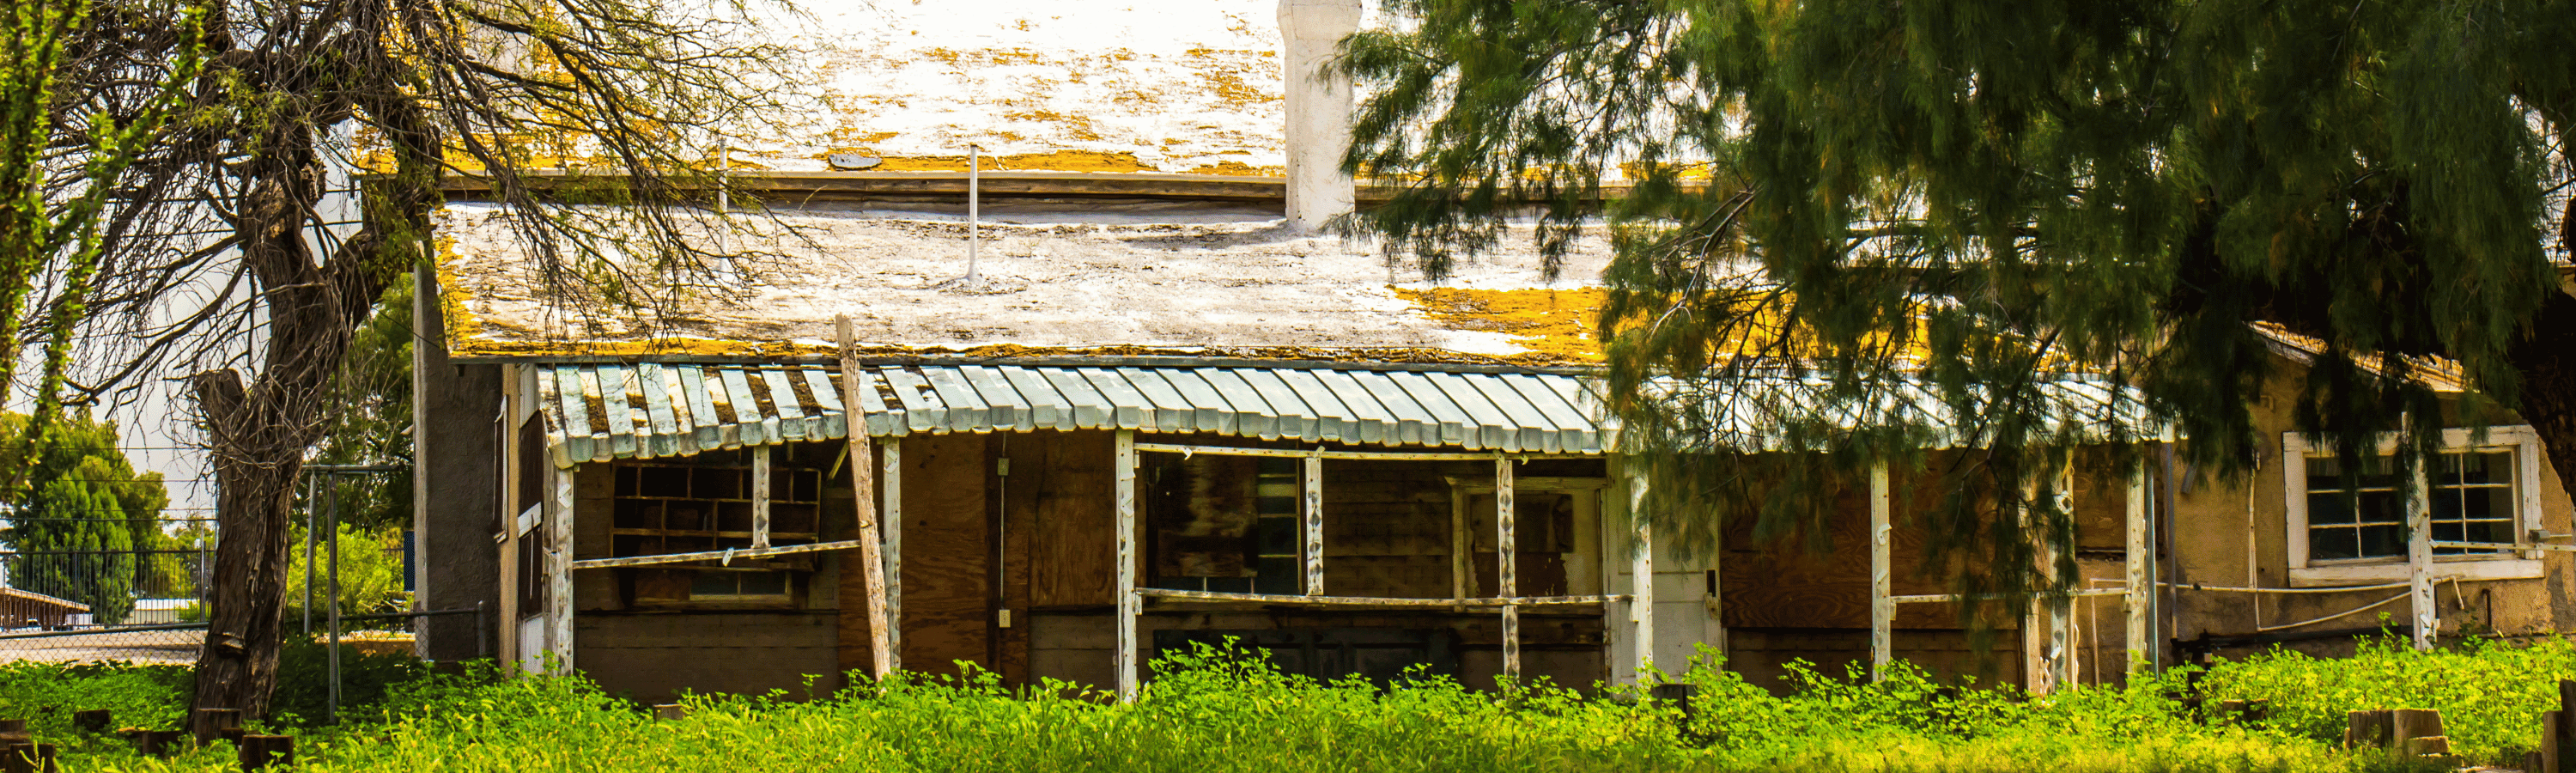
xmin=2431 ymin=520 xmax=2464 ymax=543
xmin=2463 ymin=518 xmax=2513 ymax=545
xmin=2357 ymin=490 xmax=2405 ymax=525
xmin=2464 ymin=452 xmax=2512 ymax=485
xmin=2312 ymin=527 xmax=2360 ymax=560
xmin=2308 ymin=492 xmax=2359 ymax=525
xmin=2358 ymin=525 xmax=2407 ymax=559
xmin=691 ymin=571 xmax=738 ymax=597
xmin=2306 ymin=457 xmax=2343 ymax=490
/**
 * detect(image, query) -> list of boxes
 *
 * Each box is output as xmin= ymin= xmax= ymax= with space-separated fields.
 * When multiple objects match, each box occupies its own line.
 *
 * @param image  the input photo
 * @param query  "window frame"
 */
xmin=2282 ymin=426 xmax=2544 ymax=587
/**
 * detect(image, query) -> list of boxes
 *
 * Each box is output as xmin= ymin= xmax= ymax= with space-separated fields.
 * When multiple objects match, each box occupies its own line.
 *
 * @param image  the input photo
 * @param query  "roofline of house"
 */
xmin=410 ymin=170 xmax=1650 ymax=204
xmin=448 ymin=351 xmax=1610 ymax=376
xmin=0 ymin=587 xmax=90 ymax=612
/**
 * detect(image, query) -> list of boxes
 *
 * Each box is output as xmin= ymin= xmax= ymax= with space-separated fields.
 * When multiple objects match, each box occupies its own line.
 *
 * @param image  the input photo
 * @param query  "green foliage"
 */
xmin=41 ymin=642 xmax=2576 ymax=772
xmin=309 ymin=275 xmax=413 ymax=532
xmin=264 ymin=636 xmax=433 ymax=727
xmin=0 ymin=412 xmax=175 ymax=624
xmin=2204 ymin=636 xmax=2576 ymax=764
xmin=1340 ymin=0 xmax=2576 ymax=611
xmin=279 ymin=524 xmax=410 ymax=628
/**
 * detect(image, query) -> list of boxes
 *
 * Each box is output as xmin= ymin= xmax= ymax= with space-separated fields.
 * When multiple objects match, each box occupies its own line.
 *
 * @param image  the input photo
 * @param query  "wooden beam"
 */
xmin=1137 ymin=588 xmax=1631 ymax=606
xmin=751 ymin=446 xmax=773 ymax=549
xmin=2126 ymin=455 xmax=2150 ymax=675
xmin=572 ymin=539 xmax=875 ymax=569
xmin=1627 ymin=472 xmax=1655 ymax=684
xmin=1303 ymin=453 xmax=1323 ymax=596
xmin=1115 ymin=429 xmax=1140 ymax=701
xmin=1132 ymin=442 xmax=1593 ymax=461
xmin=2052 ymin=461 xmax=2077 ymax=689
xmin=1869 ymin=462 xmax=1893 ymax=682
xmin=882 ymin=437 xmax=903 ymax=673
xmin=1451 ymin=485 xmax=1469 ymax=612
xmin=1497 ymin=458 xmax=1519 ymax=685
xmin=838 ymin=315 xmax=894 ymax=680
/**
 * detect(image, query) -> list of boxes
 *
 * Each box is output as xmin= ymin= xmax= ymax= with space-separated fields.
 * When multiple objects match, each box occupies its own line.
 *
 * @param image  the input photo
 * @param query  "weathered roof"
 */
xmin=535 ymin=362 xmax=2166 ymax=468
xmin=732 ymin=0 xmax=1293 ymax=174
xmin=0 ymin=587 xmax=90 ymax=612
xmin=437 ymin=204 xmax=1615 ymax=365
xmin=2251 ymin=322 xmax=2470 ymax=393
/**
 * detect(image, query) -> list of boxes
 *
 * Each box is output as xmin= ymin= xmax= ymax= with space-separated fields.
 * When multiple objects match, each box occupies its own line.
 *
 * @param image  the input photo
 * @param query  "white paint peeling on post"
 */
xmin=1304 ymin=452 xmax=1324 ymax=596
xmin=883 ymin=437 xmax=903 ymax=673
xmin=751 ymin=445 xmax=773 ymax=548
xmin=2051 ymin=461 xmax=2077 ymax=688
xmin=1869 ymin=462 xmax=1893 ymax=682
xmin=2410 ymin=460 xmax=2435 ymax=651
xmin=1627 ymin=472 xmax=1654 ymax=684
xmin=548 ymin=464 xmax=575 ymax=673
xmin=2125 ymin=453 xmax=2150 ymax=673
xmin=1496 ymin=457 xmax=1518 ymax=685
xmin=1115 ymin=429 xmax=1140 ymax=701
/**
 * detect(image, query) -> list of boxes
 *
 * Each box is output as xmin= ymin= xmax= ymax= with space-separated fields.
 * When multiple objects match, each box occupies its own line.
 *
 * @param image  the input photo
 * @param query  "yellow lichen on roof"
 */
xmin=829 ymin=149 xmax=1160 ymax=173
xmin=1394 ymin=287 xmax=1608 ymax=362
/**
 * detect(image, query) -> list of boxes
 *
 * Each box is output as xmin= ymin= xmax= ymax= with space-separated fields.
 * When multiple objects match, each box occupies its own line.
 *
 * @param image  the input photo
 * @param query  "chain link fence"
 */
xmin=0 ymin=545 xmax=210 ymax=664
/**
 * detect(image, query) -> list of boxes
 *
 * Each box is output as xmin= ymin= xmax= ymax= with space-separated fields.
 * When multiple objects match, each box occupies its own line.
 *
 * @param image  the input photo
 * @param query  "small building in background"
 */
xmin=0 ymin=587 xmax=90 ymax=630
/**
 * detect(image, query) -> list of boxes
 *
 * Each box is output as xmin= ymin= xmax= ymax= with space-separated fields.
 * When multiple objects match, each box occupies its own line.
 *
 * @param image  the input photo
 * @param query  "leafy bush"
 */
xmin=2204 ymin=635 xmax=2576 ymax=764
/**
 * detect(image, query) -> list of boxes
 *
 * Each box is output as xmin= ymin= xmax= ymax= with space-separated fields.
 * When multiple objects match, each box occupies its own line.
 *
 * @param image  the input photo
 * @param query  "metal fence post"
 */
xmin=326 ymin=472 xmax=343 ymax=725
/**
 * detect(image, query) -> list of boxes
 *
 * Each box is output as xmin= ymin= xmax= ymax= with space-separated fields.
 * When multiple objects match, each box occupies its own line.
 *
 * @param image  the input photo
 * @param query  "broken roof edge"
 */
xmin=416 ymin=170 xmax=1683 ymax=204
xmin=2249 ymin=321 xmax=2471 ymax=393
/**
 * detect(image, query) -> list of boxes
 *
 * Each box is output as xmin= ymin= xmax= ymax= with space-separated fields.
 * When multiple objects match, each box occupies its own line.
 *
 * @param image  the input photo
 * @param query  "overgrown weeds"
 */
xmin=11 ymin=636 xmax=2565 ymax=772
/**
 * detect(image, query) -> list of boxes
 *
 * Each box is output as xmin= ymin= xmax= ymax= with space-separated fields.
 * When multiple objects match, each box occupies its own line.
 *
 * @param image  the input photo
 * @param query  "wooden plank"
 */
xmin=571 ymin=539 xmax=874 ymax=569
xmin=760 ymin=368 xmax=807 ymax=441
xmin=1037 ymin=368 xmax=1111 ymax=429
xmin=549 ymin=463 xmax=576 ymax=672
xmin=801 ymin=368 xmax=846 ymax=441
xmin=1137 ymin=588 xmax=1628 ymax=606
xmin=660 ymin=365 xmax=701 ymax=456
xmin=999 ymin=367 xmax=1068 ymax=430
xmin=2125 ymin=457 xmax=2149 ymax=674
xmin=1310 ymin=368 xmax=1394 ymax=445
xmin=1078 ymin=368 xmax=1152 ymax=429
xmin=752 ymin=445 xmax=773 ymax=548
xmin=896 ymin=433 xmax=987 ymax=679
xmin=1304 ymin=453 xmax=1324 ymax=595
xmin=599 ymin=365 xmax=643 ymax=458
xmin=843 ymin=367 xmax=897 ymax=437
xmin=957 ymin=366 xmax=1026 ymax=430
xmin=882 ymin=438 xmax=902 ymax=673
xmin=1149 ymin=368 xmax=1230 ymax=433
xmin=1115 ymin=429 xmax=1139 ymax=701
xmin=1236 ymin=368 xmax=1315 ymax=440
xmin=720 ymin=368 xmax=767 ymax=447
xmin=1387 ymin=371 xmax=1470 ymax=447
xmin=677 ymin=367 xmax=722 ymax=449
xmin=920 ymin=368 xmax=989 ymax=432
xmin=1628 ymin=472 xmax=1654 ymax=682
xmin=636 ymin=363 xmax=678 ymax=458
xmin=1452 ymin=484 xmax=1471 ymax=609
xmin=1196 ymin=368 xmax=1279 ymax=440
xmin=1128 ymin=442 xmax=1587 ymax=461
xmin=1114 ymin=368 xmax=1195 ymax=433
xmin=1869 ymin=462 xmax=1892 ymax=681
xmin=544 ymin=367 xmax=586 ymax=466
xmin=1030 ymin=431 xmax=1116 ymax=607
xmin=2410 ymin=458 xmax=2435 ymax=651
xmin=1496 ymin=458 xmax=1518 ymax=684
xmin=1274 ymin=368 xmax=1352 ymax=441
xmin=880 ymin=367 xmax=948 ymax=434
xmin=839 ymin=317 xmax=893 ymax=681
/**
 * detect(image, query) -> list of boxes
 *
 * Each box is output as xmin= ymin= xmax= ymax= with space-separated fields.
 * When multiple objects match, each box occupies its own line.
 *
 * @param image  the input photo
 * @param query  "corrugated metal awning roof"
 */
xmin=538 ymin=363 xmax=1612 ymax=467
xmin=534 ymin=363 xmax=2165 ymax=468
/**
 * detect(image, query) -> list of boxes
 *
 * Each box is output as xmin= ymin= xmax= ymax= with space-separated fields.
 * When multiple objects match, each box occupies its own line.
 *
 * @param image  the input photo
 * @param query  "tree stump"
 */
xmin=2393 ymin=708 xmax=2446 ymax=749
xmin=653 ymin=704 xmax=688 ymax=721
xmin=2345 ymin=709 xmax=2394 ymax=749
xmin=238 ymin=735 xmax=293 ymax=770
xmin=189 ymin=709 xmax=241 ymax=747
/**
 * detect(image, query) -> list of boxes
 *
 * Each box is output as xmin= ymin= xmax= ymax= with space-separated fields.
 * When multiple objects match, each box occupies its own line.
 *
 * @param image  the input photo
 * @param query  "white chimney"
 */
xmin=1279 ymin=0 xmax=1361 ymax=233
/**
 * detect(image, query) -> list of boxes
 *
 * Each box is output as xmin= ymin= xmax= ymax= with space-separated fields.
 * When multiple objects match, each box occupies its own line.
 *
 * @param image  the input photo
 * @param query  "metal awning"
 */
xmin=534 ymin=363 xmax=2165 ymax=468
xmin=538 ymin=363 xmax=1613 ymax=467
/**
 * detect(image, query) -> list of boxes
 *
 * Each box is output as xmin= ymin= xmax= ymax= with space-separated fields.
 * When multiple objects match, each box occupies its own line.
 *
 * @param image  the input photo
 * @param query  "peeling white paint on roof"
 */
xmin=435 ymin=204 xmax=1613 ymax=362
xmin=735 ymin=0 xmax=1295 ymax=173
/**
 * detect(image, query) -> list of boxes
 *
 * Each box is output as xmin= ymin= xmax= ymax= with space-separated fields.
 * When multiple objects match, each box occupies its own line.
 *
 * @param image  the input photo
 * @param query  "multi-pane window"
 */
xmin=2289 ymin=427 xmax=2538 ymax=575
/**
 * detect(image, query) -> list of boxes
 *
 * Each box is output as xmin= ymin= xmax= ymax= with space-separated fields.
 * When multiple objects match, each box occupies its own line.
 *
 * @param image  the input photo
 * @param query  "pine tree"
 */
xmin=1342 ymin=0 xmax=2576 ymax=606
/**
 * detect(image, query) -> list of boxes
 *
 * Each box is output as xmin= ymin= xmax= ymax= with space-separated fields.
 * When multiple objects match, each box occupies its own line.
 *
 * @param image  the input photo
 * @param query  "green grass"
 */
xmin=8 ymin=637 xmax=2559 ymax=772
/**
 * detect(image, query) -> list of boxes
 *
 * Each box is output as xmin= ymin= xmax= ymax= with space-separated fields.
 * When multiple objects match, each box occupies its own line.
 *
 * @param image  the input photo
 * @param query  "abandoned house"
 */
xmin=404 ymin=0 xmax=2576 ymax=703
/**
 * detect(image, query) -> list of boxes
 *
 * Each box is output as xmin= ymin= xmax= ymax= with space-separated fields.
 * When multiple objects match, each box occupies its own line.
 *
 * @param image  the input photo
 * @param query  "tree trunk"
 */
xmin=187 ymin=372 xmax=307 ymax=720
xmin=2509 ymin=288 xmax=2576 ymax=529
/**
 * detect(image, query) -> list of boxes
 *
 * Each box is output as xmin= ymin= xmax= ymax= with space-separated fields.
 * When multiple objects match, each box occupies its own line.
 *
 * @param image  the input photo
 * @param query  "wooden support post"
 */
xmin=1303 ymin=453 xmax=1323 ymax=595
xmin=2125 ymin=455 xmax=2151 ymax=675
xmin=2052 ymin=461 xmax=2076 ymax=688
xmin=1628 ymin=472 xmax=1655 ymax=683
xmin=2409 ymin=460 xmax=2436 ymax=651
xmin=1451 ymin=486 xmax=1470 ymax=612
xmin=751 ymin=445 xmax=773 ymax=548
xmin=1115 ymin=429 xmax=1140 ymax=701
xmin=1869 ymin=462 xmax=1893 ymax=682
xmin=882 ymin=437 xmax=903 ymax=673
xmin=1496 ymin=457 xmax=1519 ymax=685
xmin=837 ymin=316 xmax=893 ymax=680
xmin=548 ymin=463 xmax=574 ymax=673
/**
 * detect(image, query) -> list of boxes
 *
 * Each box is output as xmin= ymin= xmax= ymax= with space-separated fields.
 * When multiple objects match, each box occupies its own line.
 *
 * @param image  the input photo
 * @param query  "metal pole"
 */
xmin=965 ymin=145 xmax=981 ymax=284
xmin=476 ymin=600 xmax=490 ymax=660
xmin=326 ymin=473 xmax=343 ymax=724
